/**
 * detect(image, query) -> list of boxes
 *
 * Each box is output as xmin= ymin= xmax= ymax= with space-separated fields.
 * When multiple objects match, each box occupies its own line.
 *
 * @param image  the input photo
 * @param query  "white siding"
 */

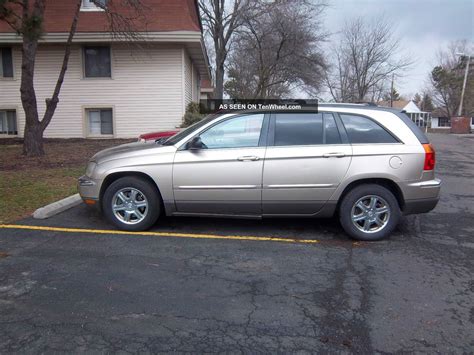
xmin=0 ymin=43 xmax=185 ymax=138
xmin=192 ymin=62 xmax=200 ymax=102
xmin=183 ymin=51 xmax=193 ymax=108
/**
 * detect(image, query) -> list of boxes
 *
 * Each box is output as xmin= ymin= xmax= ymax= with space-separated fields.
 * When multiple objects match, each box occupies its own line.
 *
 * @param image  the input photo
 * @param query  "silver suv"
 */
xmin=78 ymin=104 xmax=441 ymax=241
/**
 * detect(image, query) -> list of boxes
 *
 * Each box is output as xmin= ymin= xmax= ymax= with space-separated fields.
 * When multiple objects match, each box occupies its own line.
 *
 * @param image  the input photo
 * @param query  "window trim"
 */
xmin=0 ymin=108 xmax=19 ymax=136
xmin=336 ymin=112 xmax=403 ymax=145
xmin=0 ymin=47 xmax=15 ymax=80
xmin=268 ymin=112 xmax=347 ymax=148
xmin=80 ymin=0 xmax=106 ymax=12
xmin=179 ymin=113 xmax=270 ymax=151
xmin=81 ymin=45 xmax=113 ymax=79
xmin=83 ymin=106 xmax=115 ymax=138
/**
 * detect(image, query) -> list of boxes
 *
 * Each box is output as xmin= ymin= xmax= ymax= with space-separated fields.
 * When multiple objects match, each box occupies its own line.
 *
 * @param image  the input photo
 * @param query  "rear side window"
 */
xmin=274 ymin=113 xmax=323 ymax=146
xmin=324 ymin=113 xmax=342 ymax=144
xmin=340 ymin=114 xmax=398 ymax=144
xmin=274 ymin=113 xmax=343 ymax=146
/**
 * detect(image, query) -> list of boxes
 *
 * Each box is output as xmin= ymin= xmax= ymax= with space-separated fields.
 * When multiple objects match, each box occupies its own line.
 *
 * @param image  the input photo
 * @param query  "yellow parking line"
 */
xmin=0 ymin=224 xmax=319 ymax=245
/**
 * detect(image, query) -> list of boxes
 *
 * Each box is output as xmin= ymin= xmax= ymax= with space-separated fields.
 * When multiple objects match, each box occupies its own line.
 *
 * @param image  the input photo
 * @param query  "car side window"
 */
xmin=324 ymin=113 xmax=342 ymax=144
xmin=274 ymin=113 xmax=324 ymax=146
xmin=340 ymin=114 xmax=398 ymax=144
xmin=199 ymin=114 xmax=265 ymax=149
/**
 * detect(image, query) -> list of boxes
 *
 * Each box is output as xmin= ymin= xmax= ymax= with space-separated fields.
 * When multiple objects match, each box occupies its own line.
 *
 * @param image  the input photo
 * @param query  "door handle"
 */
xmin=323 ymin=152 xmax=346 ymax=158
xmin=237 ymin=156 xmax=260 ymax=161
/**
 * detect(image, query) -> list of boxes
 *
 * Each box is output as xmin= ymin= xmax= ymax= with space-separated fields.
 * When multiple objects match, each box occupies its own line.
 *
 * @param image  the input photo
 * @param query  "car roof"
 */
xmin=318 ymin=103 xmax=402 ymax=113
xmin=214 ymin=103 xmax=428 ymax=144
xmin=217 ymin=103 xmax=403 ymax=116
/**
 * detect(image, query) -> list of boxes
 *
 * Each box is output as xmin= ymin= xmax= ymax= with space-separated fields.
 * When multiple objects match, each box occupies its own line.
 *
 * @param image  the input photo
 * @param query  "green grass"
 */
xmin=0 ymin=166 xmax=85 ymax=223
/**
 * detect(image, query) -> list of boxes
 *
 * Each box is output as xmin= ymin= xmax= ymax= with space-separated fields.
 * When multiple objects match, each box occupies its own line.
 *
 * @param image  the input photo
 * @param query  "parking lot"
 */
xmin=0 ymin=133 xmax=473 ymax=353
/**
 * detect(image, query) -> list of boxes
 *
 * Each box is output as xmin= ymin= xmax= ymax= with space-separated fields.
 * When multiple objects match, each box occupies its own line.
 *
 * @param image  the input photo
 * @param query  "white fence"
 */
xmin=406 ymin=112 xmax=431 ymax=132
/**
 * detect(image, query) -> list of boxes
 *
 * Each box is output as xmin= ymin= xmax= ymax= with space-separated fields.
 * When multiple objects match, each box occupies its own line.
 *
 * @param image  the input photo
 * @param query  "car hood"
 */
xmin=91 ymin=142 xmax=175 ymax=164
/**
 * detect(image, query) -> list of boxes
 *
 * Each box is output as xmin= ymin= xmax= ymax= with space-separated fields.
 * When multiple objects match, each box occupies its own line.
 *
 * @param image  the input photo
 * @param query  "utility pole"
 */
xmin=390 ymin=74 xmax=394 ymax=107
xmin=457 ymin=54 xmax=471 ymax=117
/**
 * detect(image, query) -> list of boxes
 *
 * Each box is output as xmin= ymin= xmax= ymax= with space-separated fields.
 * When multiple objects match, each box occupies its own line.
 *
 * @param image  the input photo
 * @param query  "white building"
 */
xmin=0 ymin=0 xmax=213 ymax=139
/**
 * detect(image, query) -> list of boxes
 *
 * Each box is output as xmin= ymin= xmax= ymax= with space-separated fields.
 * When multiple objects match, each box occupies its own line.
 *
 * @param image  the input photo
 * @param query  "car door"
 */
xmin=262 ymin=112 xmax=352 ymax=215
xmin=173 ymin=113 xmax=268 ymax=215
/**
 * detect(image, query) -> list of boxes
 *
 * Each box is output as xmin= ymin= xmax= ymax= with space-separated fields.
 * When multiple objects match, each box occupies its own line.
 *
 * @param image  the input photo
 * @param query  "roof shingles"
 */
xmin=0 ymin=0 xmax=201 ymax=33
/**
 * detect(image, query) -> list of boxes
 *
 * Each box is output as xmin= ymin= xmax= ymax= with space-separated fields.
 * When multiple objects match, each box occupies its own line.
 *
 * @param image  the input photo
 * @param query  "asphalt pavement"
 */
xmin=0 ymin=133 xmax=473 ymax=353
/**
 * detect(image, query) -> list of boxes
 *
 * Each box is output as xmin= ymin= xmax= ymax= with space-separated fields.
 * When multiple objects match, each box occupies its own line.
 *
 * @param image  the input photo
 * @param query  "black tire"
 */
xmin=339 ymin=184 xmax=401 ymax=241
xmin=102 ymin=176 xmax=161 ymax=231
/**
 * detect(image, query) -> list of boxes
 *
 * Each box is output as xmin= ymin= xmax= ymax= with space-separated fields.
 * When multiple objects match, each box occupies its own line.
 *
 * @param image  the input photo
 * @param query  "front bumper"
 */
xmin=78 ymin=175 xmax=101 ymax=204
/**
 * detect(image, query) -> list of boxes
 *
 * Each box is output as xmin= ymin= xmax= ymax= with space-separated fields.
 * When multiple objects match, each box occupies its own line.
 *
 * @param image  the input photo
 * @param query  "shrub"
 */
xmin=181 ymin=102 xmax=204 ymax=128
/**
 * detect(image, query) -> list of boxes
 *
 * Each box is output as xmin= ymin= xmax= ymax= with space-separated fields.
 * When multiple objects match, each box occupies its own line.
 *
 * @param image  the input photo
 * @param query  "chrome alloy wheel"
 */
xmin=351 ymin=195 xmax=391 ymax=233
xmin=111 ymin=187 xmax=148 ymax=225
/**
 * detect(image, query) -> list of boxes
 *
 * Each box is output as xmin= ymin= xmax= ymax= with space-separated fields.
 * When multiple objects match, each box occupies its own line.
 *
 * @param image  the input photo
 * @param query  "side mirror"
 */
xmin=186 ymin=136 xmax=204 ymax=150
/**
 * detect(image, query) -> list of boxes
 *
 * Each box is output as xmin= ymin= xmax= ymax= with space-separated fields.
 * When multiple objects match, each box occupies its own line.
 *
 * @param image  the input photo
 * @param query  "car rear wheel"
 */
xmin=339 ymin=184 xmax=401 ymax=241
xmin=102 ymin=176 xmax=161 ymax=231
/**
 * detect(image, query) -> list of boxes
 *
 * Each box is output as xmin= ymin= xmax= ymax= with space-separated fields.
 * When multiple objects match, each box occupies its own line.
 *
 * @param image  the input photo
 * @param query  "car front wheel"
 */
xmin=102 ymin=176 xmax=161 ymax=231
xmin=339 ymin=184 xmax=401 ymax=241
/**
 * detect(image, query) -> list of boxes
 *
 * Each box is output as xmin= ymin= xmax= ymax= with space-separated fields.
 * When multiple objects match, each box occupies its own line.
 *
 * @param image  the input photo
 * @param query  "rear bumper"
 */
xmin=403 ymin=197 xmax=439 ymax=215
xmin=402 ymin=178 xmax=441 ymax=215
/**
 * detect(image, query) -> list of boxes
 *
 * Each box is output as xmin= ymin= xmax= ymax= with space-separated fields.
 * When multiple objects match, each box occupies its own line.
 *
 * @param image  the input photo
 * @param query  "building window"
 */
xmin=87 ymin=109 xmax=113 ymax=136
xmin=0 ymin=110 xmax=18 ymax=135
xmin=438 ymin=117 xmax=451 ymax=127
xmin=0 ymin=47 xmax=13 ymax=78
xmin=83 ymin=46 xmax=111 ymax=78
xmin=81 ymin=0 xmax=107 ymax=11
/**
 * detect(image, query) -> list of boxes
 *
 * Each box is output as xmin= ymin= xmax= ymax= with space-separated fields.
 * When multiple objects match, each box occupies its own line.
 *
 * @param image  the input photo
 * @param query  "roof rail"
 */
xmin=354 ymin=102 xmax=378 ymax=106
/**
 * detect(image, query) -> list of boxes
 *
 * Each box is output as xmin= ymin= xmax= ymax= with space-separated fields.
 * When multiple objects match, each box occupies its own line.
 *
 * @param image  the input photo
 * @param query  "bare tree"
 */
xmin=429 ymin=40 xmax=473 ymax=117
xmin=0 ymin=0 xmax=147 ymax=156
xmin=199 ymin=0 xmax=255 ymax=100
xmin=325 ymin=16 xmax=411 ymax=103
xmin=224 ymin=0 xmax=327 ymax=99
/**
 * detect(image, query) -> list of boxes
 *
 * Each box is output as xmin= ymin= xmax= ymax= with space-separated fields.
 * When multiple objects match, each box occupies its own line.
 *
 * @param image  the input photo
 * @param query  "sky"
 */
xmin=322 ymin=0 xmax=473 ymax=99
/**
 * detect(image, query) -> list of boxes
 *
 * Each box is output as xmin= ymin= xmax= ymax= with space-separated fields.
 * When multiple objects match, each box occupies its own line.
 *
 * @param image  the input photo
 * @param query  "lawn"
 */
xmin=0 ymin=138 xmax=133 ymax=223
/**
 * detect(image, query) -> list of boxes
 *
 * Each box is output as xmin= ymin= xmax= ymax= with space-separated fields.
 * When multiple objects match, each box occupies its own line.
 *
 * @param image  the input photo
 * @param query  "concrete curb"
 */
xmin=33 ymin=194 xmax=82 ymax=219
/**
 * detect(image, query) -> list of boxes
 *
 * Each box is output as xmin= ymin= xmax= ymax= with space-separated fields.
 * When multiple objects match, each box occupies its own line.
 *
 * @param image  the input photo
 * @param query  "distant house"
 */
xmin=431 ymin=109 xmax=474 ymax=131
xmin=377 ymin=100 xmax=430 ymax=130
xmin=0 ymin=0 xmax=213 ymax=139
xmin=430 ymin=109 xmax=451 ymax=130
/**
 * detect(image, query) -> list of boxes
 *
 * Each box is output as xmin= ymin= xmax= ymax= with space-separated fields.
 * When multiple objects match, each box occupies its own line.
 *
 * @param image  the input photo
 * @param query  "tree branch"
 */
xmin=40 ymin=0 xmax=82 ymax=130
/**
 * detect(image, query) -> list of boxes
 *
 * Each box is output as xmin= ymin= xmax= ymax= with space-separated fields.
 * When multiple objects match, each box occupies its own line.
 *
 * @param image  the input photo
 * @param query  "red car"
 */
xmin=138 ymin=130 xmax=180 ymax=143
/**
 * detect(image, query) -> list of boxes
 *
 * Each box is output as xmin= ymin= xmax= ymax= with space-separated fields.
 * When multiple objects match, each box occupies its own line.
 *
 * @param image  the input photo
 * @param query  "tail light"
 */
xmin=423 ymin=144 xmax=435 ymax=171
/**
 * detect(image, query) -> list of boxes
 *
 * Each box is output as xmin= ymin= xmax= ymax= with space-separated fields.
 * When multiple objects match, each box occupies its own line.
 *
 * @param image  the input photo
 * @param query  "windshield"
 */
xmin=162 ymin=114 xmax=219 ymax=146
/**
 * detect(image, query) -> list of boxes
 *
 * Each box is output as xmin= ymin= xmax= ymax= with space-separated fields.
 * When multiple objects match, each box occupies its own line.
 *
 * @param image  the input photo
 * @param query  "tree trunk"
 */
xmin=20 ymin=36 xmax=43 ymax=156
xmin=214 ymin=60 xmax=225 ymax=100
xmin=23 ymin=121 xmax=45 ymax=156
xmin=20 ymin=0 xmax=82 ymax=156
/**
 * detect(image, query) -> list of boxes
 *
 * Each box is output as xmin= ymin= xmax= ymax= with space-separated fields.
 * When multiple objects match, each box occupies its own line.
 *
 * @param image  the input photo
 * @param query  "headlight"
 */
xmin=138 ymin=138 xmax=146 ymax=143
xmin=85 ymin=161 xmax=97 ymax=177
